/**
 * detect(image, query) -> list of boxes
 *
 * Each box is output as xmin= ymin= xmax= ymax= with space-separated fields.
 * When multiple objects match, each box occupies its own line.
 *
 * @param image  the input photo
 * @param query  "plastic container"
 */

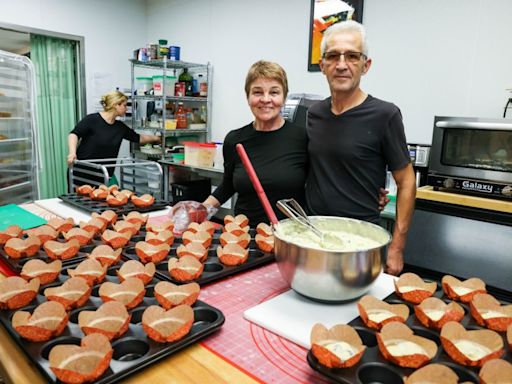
xmin=172 ymin=153 xmax=185 ymax=163
xmin=136 ymin=76 xmax=153 ymax=95
xmin=152 ymin=75 xmax=176 ymax=96
xmin=183 ymin=141 xmax=216 ymax=167
xmin=165 ymin=119 xmax=177 ymax=130
xmin=214 ymin=142 xmax=223 ymax=169
xmin=385 ymin=170 xmax=397 ymax=201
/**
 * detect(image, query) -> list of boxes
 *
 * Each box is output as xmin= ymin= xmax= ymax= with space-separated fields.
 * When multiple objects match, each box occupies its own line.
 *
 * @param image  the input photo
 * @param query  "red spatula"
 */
xmin=235 ymin=143 xmax=279 ymax=225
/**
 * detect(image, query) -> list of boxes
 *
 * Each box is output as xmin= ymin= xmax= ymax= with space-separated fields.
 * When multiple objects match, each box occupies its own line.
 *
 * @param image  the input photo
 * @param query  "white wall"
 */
xmin=146 ymin=0 xmax=512 ymax=144
xmin=2 ymin=0 xmax=511 ymax=145
xmin=0 ymin=0 xmax=147 ymax=114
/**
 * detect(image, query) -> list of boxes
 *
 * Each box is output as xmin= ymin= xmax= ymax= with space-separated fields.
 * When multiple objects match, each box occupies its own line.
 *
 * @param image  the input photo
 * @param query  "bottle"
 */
xmin=192 ymin=75 xmax=199 ymax=97
xmin=199 ymin=74 xmax=208 ymax=97
xmin=178 ymin=68 xmax=193 ymax=96
xmin=200 ymin=105 xmax=207 ymax=124
xmin=176 ymin=102 xmax=187 ymax=129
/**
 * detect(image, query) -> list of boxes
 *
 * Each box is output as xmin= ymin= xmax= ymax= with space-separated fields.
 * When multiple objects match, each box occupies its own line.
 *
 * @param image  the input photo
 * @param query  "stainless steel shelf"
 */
xmin=135 ymin=127 xmax=207 ymax=135
xmin=133 ymin=95 xmax=207 ymax=103
xmin=129 ymin=59 xmax=207 ymax=70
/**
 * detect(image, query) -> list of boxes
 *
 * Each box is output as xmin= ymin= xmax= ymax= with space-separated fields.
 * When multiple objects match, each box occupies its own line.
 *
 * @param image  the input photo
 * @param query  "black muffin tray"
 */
xmin=0 ymin=236 xmax=102 ymax=273
xmin=307 ymin=282 xmax=512 ymax=384
xmin=0 ymin=264 xmax=225 ymax=384
xmin=123 ymin=228 xmax=275 ymax=286
xmin=58 ymin=193 xmax=169 ymax=215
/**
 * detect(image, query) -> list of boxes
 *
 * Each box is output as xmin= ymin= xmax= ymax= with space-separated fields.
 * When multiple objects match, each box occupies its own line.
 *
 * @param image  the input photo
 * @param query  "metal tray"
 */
xmin=0 ymin=265 xmax=225 ymax=384
xmin=58 ymin=193 xmax=169 ymax=215
xmin=124 ymin=228 xmax=275 ymax=286
xmin=307 ymin=282 xmax=512 ymax=384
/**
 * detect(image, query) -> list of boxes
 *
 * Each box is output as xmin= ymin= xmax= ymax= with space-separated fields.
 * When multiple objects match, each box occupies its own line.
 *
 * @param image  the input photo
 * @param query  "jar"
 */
xmin=147 ymin=44 xmax=158 ymax=60
xmin=168 ymin=46 xmax=181 ymax=61
xmin=175 ymin=82 xmax=186 ymax=97
xmin=158 ymin=39 xmax=169 ymax=58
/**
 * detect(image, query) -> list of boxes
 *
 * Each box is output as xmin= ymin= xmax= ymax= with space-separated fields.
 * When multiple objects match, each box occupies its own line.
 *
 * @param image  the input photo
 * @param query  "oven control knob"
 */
xmin=443 ymin=178 xmax=455 ymax=189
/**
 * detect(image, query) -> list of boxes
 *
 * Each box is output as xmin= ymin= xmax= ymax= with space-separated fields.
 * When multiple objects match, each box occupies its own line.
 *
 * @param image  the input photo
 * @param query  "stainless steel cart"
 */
xmin=69 ymin=157 xmax=165 ymax=199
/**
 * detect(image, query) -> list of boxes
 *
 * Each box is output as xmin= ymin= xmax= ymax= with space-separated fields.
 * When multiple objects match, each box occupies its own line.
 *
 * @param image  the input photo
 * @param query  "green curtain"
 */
xmin=30 ymin=35 xmax=78 ymax=198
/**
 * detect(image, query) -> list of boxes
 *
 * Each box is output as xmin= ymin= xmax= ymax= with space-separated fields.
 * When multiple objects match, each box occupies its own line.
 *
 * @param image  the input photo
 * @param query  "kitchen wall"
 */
xmin=0 ymin=0 xmax=147 ymax=114
xmin=146 ymin=0 xmax=512 ymax=144
xmin=1 ymin=0 xmax=511 ymax=145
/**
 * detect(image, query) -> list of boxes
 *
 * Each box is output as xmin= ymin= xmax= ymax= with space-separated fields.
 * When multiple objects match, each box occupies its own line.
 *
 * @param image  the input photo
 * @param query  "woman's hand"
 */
xmin=378 ymin=187 xmax=390 ymax=211
xmin=67 ymin=153 xmax=77 ymax=167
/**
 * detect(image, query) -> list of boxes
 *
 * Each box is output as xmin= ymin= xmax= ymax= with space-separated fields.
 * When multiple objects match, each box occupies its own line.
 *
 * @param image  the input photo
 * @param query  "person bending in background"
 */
xmin=67 ymin=90 xmax=160 ymax=187
xmin=305 ymin=20 xmax=416 ymax=275
xmin=201 ymin=60 xmax=309 ymax=225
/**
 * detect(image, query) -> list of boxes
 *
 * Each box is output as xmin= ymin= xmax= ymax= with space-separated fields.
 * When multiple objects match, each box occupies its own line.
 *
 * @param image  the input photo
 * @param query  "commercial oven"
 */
xmin=428 ymin=116 xmax=512 ymax=199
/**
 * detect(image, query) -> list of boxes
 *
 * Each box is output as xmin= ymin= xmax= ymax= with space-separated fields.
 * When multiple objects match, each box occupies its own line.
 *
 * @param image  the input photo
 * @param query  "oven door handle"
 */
xmin=436 ymin=120 xmax=512 ymax=130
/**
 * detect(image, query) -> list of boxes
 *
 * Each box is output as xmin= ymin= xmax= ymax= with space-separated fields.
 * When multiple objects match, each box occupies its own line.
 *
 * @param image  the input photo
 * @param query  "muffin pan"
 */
xmin=124 ymin=228 xmax=274 ymax=286
xmin=58 ymin=193 xmax=169 ymax=215
xmin=307 ymin=282 xmax=512 ymax=384
xmin=0 ymin=265 xmax=225 ymax=384
xmin=0 ymin=235 xmax=101 ymax=273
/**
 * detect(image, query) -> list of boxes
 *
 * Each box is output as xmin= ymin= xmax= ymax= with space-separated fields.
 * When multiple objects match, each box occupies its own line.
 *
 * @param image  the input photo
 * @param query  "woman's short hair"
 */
xmin=101 ymin=90 xmax=128 ymax=112
xmin=321 ymin=20 xmax=369 ymax=57
xmin=244 ymin=60 xmax=288 ymax=99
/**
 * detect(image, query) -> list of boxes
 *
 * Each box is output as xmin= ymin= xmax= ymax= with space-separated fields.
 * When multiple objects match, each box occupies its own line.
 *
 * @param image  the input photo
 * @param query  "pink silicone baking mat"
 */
xmin=198 ymin=263 xmax=331 ymax=384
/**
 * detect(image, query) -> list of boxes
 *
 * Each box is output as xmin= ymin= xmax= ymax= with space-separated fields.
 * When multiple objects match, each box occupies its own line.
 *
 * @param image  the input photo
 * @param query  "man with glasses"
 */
xmin=305 ymin=20 xmax=416 ymax=275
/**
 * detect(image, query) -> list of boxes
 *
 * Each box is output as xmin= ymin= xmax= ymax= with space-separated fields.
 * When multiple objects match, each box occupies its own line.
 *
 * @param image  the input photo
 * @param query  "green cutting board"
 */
xmin=0 ymin=204 xmax=47 ymax=231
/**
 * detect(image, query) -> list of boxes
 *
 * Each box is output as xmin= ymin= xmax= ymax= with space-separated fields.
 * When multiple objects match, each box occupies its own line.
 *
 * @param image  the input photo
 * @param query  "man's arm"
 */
xmin=386 ymin=163 xmax=416 ymax=275
xmin=139 ymin=134 xmax=161 ymax=145
xmin=67 ymin=133 xmax=79 ymax=167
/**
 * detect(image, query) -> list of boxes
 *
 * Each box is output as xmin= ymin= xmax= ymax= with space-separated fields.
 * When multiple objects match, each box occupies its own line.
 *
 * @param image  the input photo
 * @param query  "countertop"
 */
xmin=416 ymin=185 xmax=512 ymax=213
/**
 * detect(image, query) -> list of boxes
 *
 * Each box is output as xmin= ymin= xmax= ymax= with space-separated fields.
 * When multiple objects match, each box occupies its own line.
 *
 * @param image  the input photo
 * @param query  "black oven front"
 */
xmin=428 ymin=116 xmax=512 ymax=199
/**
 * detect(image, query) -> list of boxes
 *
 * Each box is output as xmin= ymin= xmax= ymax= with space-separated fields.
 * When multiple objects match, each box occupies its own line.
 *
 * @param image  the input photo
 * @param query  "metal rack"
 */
xmin=69 ymin=157 xmax=165 ymax=199
xmin=0 ymin=49 xmax=39 ymax=205
xmin=129 ymin=58 xmax=212 ymax=160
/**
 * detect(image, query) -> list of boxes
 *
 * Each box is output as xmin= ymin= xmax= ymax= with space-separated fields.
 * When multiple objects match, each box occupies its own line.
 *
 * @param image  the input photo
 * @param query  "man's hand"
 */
xmin=384 ymin=246 xmax=403 ymax=276
xmin=378 ymin=187 xmax=390 ymax=211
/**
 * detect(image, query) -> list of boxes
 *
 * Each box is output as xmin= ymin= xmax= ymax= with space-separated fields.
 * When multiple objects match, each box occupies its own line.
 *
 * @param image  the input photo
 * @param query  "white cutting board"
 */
xmin=34 ymin=198 xmax=171 ymax=222
xmin=243 ymin=273 xmax=396 ymax=349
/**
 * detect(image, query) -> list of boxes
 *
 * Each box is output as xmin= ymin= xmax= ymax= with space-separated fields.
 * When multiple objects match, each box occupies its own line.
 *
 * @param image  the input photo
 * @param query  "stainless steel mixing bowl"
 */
xmin=274 ymin=216 xmax=391 ymax=302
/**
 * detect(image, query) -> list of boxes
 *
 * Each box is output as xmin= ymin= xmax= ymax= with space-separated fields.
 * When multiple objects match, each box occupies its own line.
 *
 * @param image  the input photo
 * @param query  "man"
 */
xmin=305 ymin=20 xmax=416 ymax=275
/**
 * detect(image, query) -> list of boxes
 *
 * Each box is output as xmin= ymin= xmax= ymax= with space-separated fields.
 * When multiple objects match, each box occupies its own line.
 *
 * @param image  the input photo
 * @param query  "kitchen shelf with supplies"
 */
xmin=129 ymin=58 xmax=212 ymax=161
xmin=0 ymin=50 xmax=39 ymax=206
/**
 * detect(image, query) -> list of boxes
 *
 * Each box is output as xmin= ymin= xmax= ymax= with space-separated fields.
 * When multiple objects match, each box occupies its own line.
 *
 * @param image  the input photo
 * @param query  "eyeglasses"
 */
xmin=322 ymin=51 xmax=366 ymax=64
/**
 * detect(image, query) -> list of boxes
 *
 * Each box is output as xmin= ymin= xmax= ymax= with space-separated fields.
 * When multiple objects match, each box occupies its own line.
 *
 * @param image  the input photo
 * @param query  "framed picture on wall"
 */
xmin=308 ymin=0 xmax=364 ymax=72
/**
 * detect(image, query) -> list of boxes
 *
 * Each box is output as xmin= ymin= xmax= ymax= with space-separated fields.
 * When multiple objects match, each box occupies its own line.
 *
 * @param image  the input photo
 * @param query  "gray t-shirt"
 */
xmin=305 ymin=95 xmax=410 ymax=223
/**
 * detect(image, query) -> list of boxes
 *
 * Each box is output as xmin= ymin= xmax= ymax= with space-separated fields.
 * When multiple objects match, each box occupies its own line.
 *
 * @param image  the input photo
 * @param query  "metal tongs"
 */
xmin=277 ymin=198 xmax=324 ymax=240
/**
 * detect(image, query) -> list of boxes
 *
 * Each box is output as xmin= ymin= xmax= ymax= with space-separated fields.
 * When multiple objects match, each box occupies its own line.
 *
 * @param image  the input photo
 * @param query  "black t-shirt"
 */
xmin=70 ymin=113 xmax=139 ymax=176
xmin=305 ymin=95 xmax=410 ymax=223
xmin=212 ymin=121 xmax=308 ymax=225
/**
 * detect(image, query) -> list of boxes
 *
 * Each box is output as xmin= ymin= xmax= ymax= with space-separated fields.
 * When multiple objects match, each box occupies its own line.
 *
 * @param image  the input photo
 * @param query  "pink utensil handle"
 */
xmin=235 ymin=143 xmax=279 ymax=225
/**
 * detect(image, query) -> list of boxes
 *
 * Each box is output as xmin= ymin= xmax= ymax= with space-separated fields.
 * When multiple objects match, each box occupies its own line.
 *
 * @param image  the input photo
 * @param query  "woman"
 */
xmin=202 ymin=60 xmax=309 ymax=225
xmin=67 ymin=90 xmax=160 ymax=186
xmin=174 ymin=60 xmax=388 ymax=228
